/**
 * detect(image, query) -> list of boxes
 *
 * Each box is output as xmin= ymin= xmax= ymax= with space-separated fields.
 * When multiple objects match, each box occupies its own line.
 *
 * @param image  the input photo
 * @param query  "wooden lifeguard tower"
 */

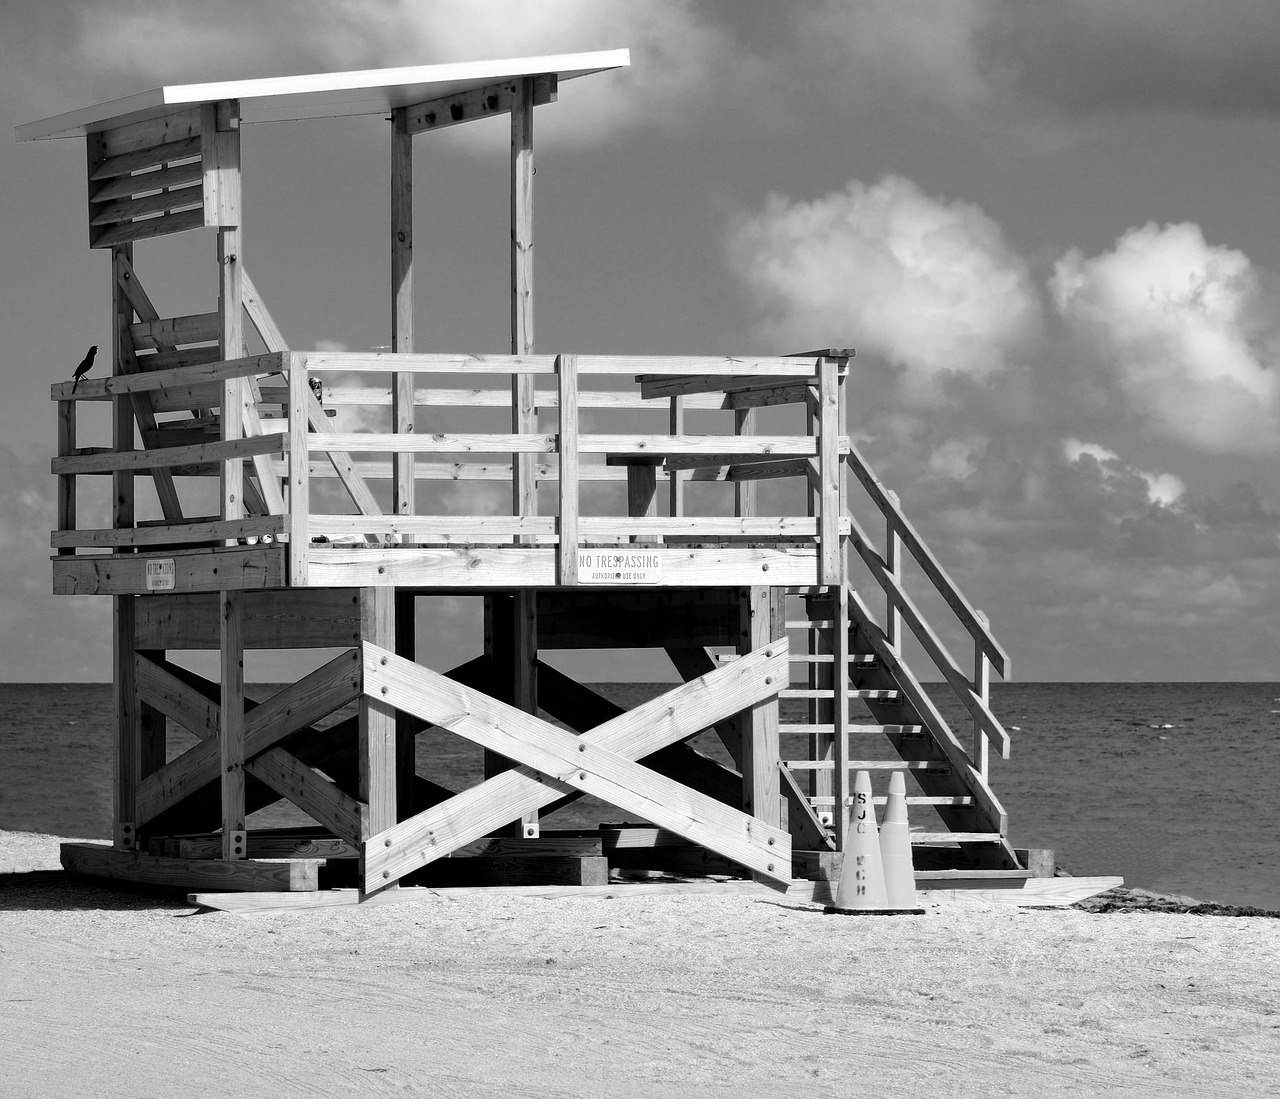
xmin=21 ymin=50 xmax=1030 ymax=910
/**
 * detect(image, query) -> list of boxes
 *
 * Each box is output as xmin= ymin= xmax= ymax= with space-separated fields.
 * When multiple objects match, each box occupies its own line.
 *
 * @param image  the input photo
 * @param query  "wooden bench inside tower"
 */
xmin=21 ymin=49 xmax=1032 ymax=913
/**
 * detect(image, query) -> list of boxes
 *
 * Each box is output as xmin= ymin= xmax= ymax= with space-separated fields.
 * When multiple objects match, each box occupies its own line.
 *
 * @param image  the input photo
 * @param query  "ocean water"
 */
xmin=2 ymin=681 xmax=1277 ymax=909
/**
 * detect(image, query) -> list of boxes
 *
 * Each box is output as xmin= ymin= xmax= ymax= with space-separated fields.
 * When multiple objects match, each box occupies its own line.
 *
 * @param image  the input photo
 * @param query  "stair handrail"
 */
xmin=844 ymin=438 xmax=1008 ymax=677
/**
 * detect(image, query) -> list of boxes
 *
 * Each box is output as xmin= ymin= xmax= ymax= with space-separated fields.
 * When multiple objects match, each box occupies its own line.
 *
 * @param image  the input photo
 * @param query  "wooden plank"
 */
xmin=241 ymin=269 xmax=289 ymax=353
xmin=302 ymin=352 xmax=832 ymax=376
xmin=307 ymin=432 xmax=555 ymax=454
xmin=245 ymin=746 xmax=364 ymax=844
xmin=668 ymin=395 xmax=685 ymax=517
xmin=833 ymin=582 xmax=852 ymax=844
xmin=89 ymin=136 xmax=202 ymax=181
xmin=98 ymin=107 xmax=202 ymax=159
xmin=53 ymin=546 xmax=285 ymax=596
xmin=171 ymin=832 xmax=359 ymax=860
xmin=308 ymin=515 xmax=556 ymax=539
xmin=557 ymin=354 xmax=579 ymax=584
xmin=391 ymin=105 xmax=415 ymax=525
xmin=364 ymin=644 xmax=791 ymax=884
xmin=56 ymin=399 xmax=76 ymax=556
xmin=134 ymin=589 xmax=361 ymax=649
xmin=302 ymin=545 xmax=818 ymax=588
xmin=53 ymin=352 xmax=284 ymax=401
xmin=91 ymin=207 xmax=206 ymax=249
xmin=405 ymin=74 xmax=555 ymax=135
xmin=306 ymin=385 xmax=732 ymax=413
xmin=580 ymin=434 xmax=825 ymax=457
xmin=52 ymin=515 xmax=283 ymax=550
xmin=638 ymin=373 xmax=817 ymax=400
xmin=90 ymin=159 xmax=206 ymax=204
xmin=220 ymin=590 xmax=246 ymax=859
xmin=113 ymin=595 xmax=139 ymax=850
xmin=52 ymin=433 xmax=286 ymax=475
xmin=288 ymin=352 xmax=310 ymax=583
xmin=201 ymin=101 xmax=240 ymax=228
xmin=62 ymin=843 xmax=317 ymax=893
xmin=90 ymin=184 xmax=204 ymax=226
xmin=360 ymin=589 xmax=398 ymax=844
xmin=818 ymin=357 xmax=841 ymax=586
xmin=740 ymin=588 xmax=782 ymax=834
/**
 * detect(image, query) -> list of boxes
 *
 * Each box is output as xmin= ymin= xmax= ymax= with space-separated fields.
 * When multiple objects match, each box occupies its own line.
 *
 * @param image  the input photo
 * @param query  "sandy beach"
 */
xmin=2 ymin=831 xmax=1277 ymax=1097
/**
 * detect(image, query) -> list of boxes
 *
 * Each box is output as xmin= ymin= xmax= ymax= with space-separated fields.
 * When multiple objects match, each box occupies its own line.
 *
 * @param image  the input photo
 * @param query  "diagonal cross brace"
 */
xmin=363 ymin=640 xmax=792 ymax=886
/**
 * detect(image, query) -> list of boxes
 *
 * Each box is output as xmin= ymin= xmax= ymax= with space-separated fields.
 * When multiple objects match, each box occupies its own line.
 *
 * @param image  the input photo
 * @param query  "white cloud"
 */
xmin=1052 ymin=222 xmax=1280 ymax=455
xmin=727 ymin=175 xmax=1042 ymax=397
xmin=1062 ymin=438 xmax=1185 ymax=508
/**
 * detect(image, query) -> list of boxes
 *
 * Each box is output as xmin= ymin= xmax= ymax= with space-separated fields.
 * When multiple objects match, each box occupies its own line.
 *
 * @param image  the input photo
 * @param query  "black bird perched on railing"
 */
xmin=71 ymin=345 xmax=98 ymax=392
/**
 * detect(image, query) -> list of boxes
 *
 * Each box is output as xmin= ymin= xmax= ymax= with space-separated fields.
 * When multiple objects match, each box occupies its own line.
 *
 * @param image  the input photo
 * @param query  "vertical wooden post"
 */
xmin=833 ymin=583 xmax=852 ymax=847
xmin=210 ymin=102 xmax=244 ymax=529
xmin=740 ymin=587 xmax=783 ymax=850
xmin=818 ymin=357 xmax=840 ymax=586
xmin=56 ymin=401 xmax=76 ymax=555
xmin=287 ymin=353 xmax=310 ymax=584
xmin=974 ymin=617 xmax=991 ymax=783
xmin=361 ymin=587 xmax=398 ymax=880
xmin=626 ymin=461 xmax=659 ymax=543
xmin=734 ymin=406 xmax=757 ymax=519
xmin=668 ymin=396 xmax=685 ymax=518
xmin=394 ymin=591 xmax=417 ymax=821
xmin=391 ymin=106 xmax=415 ymax=528
xmin=510 ymin=75 xmax=538 ymax=839
xmin=557 ymin=354 xmax=579 ymax=585
xmin=220 ymin=589 xmax=245 ymax=860
xmin=886 ymin=496 xmax=902 ymax=652
xmin=808 ymin=591 xmax=835 ymax=825
xmin=110 ymin=240 xmax=137 ymax=851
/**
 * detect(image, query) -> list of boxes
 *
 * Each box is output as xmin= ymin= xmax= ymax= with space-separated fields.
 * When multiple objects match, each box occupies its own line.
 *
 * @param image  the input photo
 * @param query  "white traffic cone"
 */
xmin=826 ymin=770 xmax=889 ymax=914
xmin=879 ymin=771 xmax=925 ymax=914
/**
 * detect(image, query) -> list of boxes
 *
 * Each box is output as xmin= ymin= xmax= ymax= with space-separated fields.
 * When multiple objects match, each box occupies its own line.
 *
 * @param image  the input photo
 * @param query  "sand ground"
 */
xmin=2 ymin=831 xmax=1277 ymax=1097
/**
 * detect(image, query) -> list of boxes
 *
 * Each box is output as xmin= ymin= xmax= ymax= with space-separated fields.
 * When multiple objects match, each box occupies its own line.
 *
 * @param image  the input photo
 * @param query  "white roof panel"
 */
xmin=17 ymin=49 xmax=629 ymax=141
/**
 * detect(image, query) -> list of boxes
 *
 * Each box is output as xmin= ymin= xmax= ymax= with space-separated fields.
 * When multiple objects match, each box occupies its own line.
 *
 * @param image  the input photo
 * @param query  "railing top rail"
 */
xmin=845 ymin=438 xmax=1009 ymax=678
xmin=299 ymin=351 xmax=828 ymax=377
xmin=52 ymin=352 xmax=285 ymax=401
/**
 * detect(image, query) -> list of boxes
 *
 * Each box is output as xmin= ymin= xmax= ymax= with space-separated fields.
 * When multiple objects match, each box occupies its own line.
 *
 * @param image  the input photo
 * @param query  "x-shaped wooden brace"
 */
xmin=133 ymin=649 xmax=366 ymax=842
xmin=363 ymin=639 xmax=792 ymax=887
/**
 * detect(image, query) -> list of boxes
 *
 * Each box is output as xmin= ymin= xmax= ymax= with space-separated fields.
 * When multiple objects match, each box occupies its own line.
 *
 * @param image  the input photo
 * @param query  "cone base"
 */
xmin=824 ymin=905 xmax=926 ymax=916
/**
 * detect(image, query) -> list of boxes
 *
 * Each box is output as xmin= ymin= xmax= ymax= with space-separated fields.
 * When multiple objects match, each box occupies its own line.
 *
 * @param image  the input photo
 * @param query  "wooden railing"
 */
xmin=840 ymin=438 xmax=1011 ymax=780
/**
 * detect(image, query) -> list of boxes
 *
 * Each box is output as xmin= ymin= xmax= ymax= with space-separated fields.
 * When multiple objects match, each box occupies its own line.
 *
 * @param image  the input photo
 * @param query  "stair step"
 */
xmin=779 ymin=723 xmax=926 ymax=736
xmin=807 ymin=796 xmax=975 ymax=807
xmin=786 ymin=654 xmax=877 ymax=666
xmin=909 ymin=833 xmax=1005 ymax=844
xmin=780 ymin=688 xmax=901 ymax=701
xmin=784 ymin=759 xmax=950 ymax=772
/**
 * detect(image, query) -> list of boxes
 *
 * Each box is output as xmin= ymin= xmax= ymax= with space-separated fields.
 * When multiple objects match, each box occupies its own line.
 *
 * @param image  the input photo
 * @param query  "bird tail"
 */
xmin=72 ymin=376 xmax=78 ymax=393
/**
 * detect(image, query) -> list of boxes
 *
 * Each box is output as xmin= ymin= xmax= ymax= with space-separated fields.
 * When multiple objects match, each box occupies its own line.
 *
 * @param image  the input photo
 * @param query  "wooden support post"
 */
xmin=974 ymin=618 xmax=991 ymax=783
xmin=287 ymin=352 xmax=310 ymax=584
xmin=395 ymin=591 xmax=417 ymax=820
xmin=213 ymin=103 xmax=244 ymax=531
xmin=111 ymin=242 xmax=138 ymax=852
xmin=818 ymin=357 xmax=840 ymax=586
xmin=734 ymin=406 xmax=757 ymax=519
xmin=626 ymin=460 xmax=659 ymax=544
xmin=668 ymin=395 xmax=685 ymax=517
xmin=557 ymin=354 xmax=579 ymax=584
xmin=740 ymin=587 xmax=783 ymax=841
xmin=361 ymin=587 xmax=398 ymax=853
xmin=510 ymin=76 xmax=538 ymax=840
xmin=833 ymin=585 xmax=852 ymax=847
xmin=220 ymin=589 xmax=246 ymax=860
xmin=391 ymin=106 xmax=415 ymax=531
xmin=56 ymin=400 xmax=76 ymax=555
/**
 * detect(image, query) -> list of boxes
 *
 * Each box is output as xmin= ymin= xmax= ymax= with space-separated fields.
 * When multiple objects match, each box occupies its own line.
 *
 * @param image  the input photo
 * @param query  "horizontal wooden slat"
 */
xmin=309 ymin=515 xmax=557 ymax=538
xmin=89 ymin=136 xmax=202 ymax=181
xmin=134 ymin=589 xmax=361 ymax=649
xmin=303 ymin=385 xmax=733 ymax=412
xmin=304 ymin=352 xmax=828 ymax=377
xmin=638 ymin=373 xmax=815 ymax=400
xmin=53 ymin=352 xmax=283 ymax=401
xmin=97 ymin=108 xmax=202 ymax=159
xmin=581 ymin=434 xmax=826 ymax=457
xmin=785 ymin=760 xmax=951 ymax=772
xmin=90 ymin=159 xmax=206 ymax=203
xmin=805 ymin=796 xmax=974 ymax=807
xmin=307 ymin=433 xmax=557 ymax=454
xmin=779 ymin=723 xmax=924 ymax=735
xmin=90 ymin=183 xmax=203 ymax=226
xmin=52 ymin=547 xmax=285 ymax=596
xmin=52 ymin=433 xmax=286 ymax=475
xmin=61 ymin=842 xmax=316 ymax=892
xmin=52 ymin=516 xmax=283 ymax=550
xmin=90 ymin=207 xmax=205 ymax=249
xmin=132 ymin=346 xmax=223 ymax=377
xmin=405 ymin=74 xmax=556 ymax=135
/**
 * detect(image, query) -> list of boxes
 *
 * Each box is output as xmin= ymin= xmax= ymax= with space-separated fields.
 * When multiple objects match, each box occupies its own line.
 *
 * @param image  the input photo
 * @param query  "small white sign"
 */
xmin=145 ymin=558 xmax=175 ymax=591
xmin=576 ymin=549 xmax=662 ymax=585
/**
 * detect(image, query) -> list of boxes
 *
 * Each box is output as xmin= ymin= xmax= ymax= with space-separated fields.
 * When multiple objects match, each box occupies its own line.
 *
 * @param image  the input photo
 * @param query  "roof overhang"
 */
xmin=17 ymin=49 xmax=630 ymax=142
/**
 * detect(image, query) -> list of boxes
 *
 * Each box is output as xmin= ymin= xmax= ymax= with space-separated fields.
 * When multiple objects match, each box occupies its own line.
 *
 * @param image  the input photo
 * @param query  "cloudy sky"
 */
xmin=3 ymin=0 xmax=1279 ymax=682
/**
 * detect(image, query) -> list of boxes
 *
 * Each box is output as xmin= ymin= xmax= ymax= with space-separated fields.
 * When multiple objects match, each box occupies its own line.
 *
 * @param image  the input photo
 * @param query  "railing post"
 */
xmin=818 ymin=356 xmax=840 ymax=586
xmin=973 ymin=612 xmax=991 ymax=782
xmin=668 ymin=395 xmax=684 ymax=517
xmin=885 ymin=489 xmax=902 ymax=653
xmin=287 ymin=352 xmax=310 ymax=585
xmin=57 ymin=398 xmax=76 ymax=556
xmin=556 ymin=354 xmax=579 ymax=585
xmin=391 ymin=104 xmax=415 ymax=536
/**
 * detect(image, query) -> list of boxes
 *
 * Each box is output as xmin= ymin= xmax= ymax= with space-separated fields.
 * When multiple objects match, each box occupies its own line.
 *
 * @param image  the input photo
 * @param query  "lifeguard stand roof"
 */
xmin=16 ymin=49 xmax=630 ymax=141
